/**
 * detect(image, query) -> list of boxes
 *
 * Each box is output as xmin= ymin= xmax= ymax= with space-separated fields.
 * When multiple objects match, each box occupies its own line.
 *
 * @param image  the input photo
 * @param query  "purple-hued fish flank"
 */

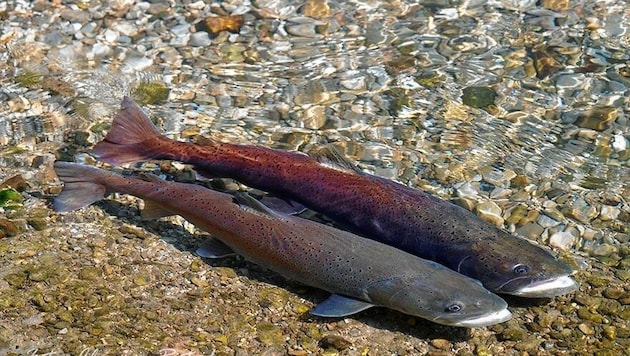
xmin=53 ymin=162 xmax=511 ymax=327
xmin=92 ymin=97 xmax=579 ymax=298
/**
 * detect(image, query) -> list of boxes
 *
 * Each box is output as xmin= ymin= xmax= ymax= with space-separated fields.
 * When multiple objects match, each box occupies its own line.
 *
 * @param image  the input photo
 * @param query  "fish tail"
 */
xmin=91 ymin=96 xmax=163 ymax=165
xmin=53 ymin=162 xmax=112 ymax=212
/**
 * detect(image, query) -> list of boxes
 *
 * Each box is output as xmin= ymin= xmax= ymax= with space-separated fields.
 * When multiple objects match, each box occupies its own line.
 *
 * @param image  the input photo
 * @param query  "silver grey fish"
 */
xmin=53 ymin=161 xmax=511 ymax=327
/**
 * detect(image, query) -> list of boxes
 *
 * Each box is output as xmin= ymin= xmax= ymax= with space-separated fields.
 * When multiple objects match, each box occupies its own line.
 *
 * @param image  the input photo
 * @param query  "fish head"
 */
xmin=454 ymin=232 xmax=578 ymax=298
xmin=365 ymin=267 xmax=512 ymax=327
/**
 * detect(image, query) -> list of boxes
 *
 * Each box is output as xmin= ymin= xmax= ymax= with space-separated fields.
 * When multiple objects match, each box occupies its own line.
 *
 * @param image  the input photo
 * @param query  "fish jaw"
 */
xmin=445 ymin=308 xmax=513 ymax=328
xmin=498 ymin=275 xmax=579 ymax=298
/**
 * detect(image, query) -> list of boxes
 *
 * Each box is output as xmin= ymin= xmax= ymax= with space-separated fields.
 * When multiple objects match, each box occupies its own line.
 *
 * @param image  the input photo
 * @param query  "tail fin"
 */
xmin=53 ymin=162 xmax=108 ymax=212
xmin=91 ymin=96 xmax=163 ymax=165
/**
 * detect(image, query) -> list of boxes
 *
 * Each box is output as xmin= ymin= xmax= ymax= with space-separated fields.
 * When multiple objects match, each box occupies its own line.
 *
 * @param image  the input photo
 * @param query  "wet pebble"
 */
xmin=514 ymin=337 xmax=541 ymax=352
xmin=578 ymin=323 xmax=595 ymax=335
xmin=430 ymin=339 xmax=451 ymax=350
xmin=564 ymin=198 xmax=598 ymax=224
xmin=538 ymin=214 xmax=561 ymax=228
xmin=122 ymin=56 xmax=153 ymax=73
xmin=516 ymin=222 xmax=545 ymax=240
xmin=190 ymin=31 xmax=212 ymax=47
xmin=319 ymin=335 xmax=351 ymax=351
xmin=60 ymin=9 xmax=91 ymax=24
xmin=598 ymin=205 xmax=620 ymax=221
xmin=602 ymin=287 xmax=624 ymax=300
xmin=455 ymin=181 xmax=479 ymax=199
xmin=475 ymin=201 xmax=504 ymax=226
xmin=592 ymin=243 xmax=618 ymax=257
xmin=549 ymin=231 xmax=576 ymax=250
xmin=285 ymin=17 xmax=326 ymax=38
xmin=0 ymin=218 xmax=20 ymax=238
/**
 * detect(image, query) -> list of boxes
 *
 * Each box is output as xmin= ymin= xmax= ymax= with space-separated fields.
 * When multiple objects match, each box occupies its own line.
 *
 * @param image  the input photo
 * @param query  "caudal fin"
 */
xmin=53 ymin=162 xmax=109 ymax=212
xmin=91 ymin=96 xmax=163 ymax=165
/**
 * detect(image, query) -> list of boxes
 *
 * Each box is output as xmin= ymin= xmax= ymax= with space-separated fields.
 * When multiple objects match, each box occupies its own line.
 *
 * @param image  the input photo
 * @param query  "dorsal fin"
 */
xmin=310 ymin=145 xmax=362 ymax=174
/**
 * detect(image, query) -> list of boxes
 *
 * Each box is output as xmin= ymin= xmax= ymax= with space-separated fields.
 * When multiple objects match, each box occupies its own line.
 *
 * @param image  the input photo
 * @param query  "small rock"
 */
xmin=4 ymin=271 xmax=28 ymax=287
xmin=190 ymin=31 xmax=211 ymax=47
xmin=455 ymin=181 xmax=479 ymax=199
xmin=475 ymin=201 xmax=504 ymax=226
xmin=599 ymin=205 xmax=620 ymax=221
xmin=592 ymin=243 xmax=618 ymax=257
xmin=538 ymin=214 xmax=561 ymax=228
xmin=499 ymin=326 xmax=527 ymax=341
xmin=200 ymin=15 xmax=244 ymax=34
xmin=60 ymin=9 xmax=91 ymax=23
xmin=78 ymin=266 xmax=101 ymax=281
xmin=123 ymin=56 xmax=153 ymax=73
xmin=300 ymin=0 xmax=331 ymax=19
xmin=0 ymin=174 xmax=28 ymax=190
xmin=578 ymin=323 xmax=595 ymax=335
xmin=104 ymin=28 xmax=119 ymax=43
xmin=516 ymin=222 xmax=545 ymax=240
xmin=256 ymin=322 xmax=284 ymax=346
xmin=113 ymin=22 xmax=140 ymax=37
xmin=602 ymin=287 xmax=624 ymax=299
xmin=462 ymin=86 xmax=496 ymax=108
xmin=319 ymin=335 xmax=351 ymax=351
xmin=514 ymin=336 xmax=541 ymax=352
xmin=565 ymin=198 xmax=598 ymax=223
xmin=133 ymin=274 xmax=150 ymax=286
xmin=549 ymin=231 xmax=576 ymax=250
xmin=431 ymin=338 xmax=451 ymax=350
xmin=603 ymin=325 xmax=616 ymax=340
xmin=28 ymin=218 xmax=48 ymax=231
xmin=0 ymin=218 xmax=20 ymax=237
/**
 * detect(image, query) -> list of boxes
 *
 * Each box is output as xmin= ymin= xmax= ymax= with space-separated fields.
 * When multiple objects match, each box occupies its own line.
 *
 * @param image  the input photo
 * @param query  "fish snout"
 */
xmin=500 ymin=275 xmax=579 ymax=298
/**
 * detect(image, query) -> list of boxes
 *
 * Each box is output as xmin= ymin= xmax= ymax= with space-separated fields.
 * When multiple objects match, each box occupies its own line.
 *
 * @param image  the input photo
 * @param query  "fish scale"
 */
xmin=92 ymin=97 xmax=579 ymax=298
xmin=53 ymin=161 xmax=511 ymax=327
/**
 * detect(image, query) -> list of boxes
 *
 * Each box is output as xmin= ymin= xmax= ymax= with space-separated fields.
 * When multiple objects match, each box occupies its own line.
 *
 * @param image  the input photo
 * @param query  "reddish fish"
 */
xmin=53 ymin=161 xmax=511 ymax=327
xmin=92 ymin=97 xmax=578 ymax=298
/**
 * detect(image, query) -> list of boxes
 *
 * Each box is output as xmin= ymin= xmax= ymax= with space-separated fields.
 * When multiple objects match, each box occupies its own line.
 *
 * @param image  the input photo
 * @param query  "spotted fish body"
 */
xmin=92 ymin=97 xmax=578 ymax=298
xmin=53 ymin=162 xmax=511 ymax=327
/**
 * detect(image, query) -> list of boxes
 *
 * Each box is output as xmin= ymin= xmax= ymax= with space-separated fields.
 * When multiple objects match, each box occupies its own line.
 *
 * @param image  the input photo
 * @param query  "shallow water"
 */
xmin=0 ymin=0 xmax=629 ymax=354
xmin=2 ymin=0 xmax=627 ymax=259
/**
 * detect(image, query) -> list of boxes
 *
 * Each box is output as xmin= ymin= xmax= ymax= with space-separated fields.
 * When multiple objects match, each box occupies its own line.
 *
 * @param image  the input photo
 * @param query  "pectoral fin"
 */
xmin=259 ymin=196 xmax=307 ymax=215
xmin=310 ymin=294 xmax=374 ymax=317
xmin=196 ymin=238 xmax=237 ymax=258
xmin=233 ymin=192 xmax=283 ymax=217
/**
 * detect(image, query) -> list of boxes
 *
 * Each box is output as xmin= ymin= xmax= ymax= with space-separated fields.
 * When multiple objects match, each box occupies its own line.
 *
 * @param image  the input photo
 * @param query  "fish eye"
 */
xmin=513 ymin=264 xmax=530 ymax=275
xmin=445 ymin=302 xmax=463 ymax=313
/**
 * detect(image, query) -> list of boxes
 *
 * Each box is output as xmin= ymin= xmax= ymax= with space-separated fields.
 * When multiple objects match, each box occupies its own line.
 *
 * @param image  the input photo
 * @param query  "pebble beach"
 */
xmin=0 ymin=0 xmax=629 ymax=355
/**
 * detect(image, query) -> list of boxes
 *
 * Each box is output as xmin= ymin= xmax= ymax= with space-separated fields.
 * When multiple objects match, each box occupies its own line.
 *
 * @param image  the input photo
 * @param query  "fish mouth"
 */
xmin=498 ymin=275 xmax=579 ymax=298
xmin=442 ymin=308 xmax=513 ymax=328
